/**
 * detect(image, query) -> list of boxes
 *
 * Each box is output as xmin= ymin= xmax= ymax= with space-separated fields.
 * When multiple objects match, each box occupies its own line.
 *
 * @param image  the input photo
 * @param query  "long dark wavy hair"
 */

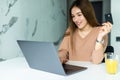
xmin=66 ymin=0 xmax=100 ymax=51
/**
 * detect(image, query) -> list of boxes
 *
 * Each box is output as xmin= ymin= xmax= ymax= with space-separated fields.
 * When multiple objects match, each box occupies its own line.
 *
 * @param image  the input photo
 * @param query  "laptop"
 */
xmin=17 ymin=40 xmax=87 ymax=76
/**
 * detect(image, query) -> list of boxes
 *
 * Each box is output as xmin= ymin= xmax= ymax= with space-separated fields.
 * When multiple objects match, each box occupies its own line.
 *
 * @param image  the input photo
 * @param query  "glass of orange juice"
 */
xmin=105 ymin=53 xmax=119 ymax=74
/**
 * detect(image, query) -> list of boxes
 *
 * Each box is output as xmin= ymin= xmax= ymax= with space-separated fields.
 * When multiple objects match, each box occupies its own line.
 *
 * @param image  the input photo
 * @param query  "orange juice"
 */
xmin=105 ymin=59 xmax=118 ymax=74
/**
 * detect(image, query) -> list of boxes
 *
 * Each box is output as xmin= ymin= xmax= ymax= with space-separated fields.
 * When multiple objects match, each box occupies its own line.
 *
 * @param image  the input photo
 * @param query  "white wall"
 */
xmin=0 ymin=0 xmax=67 ymax=60
xmin=111 ymin=0 xmax=120 ymax=56
xmin=0 ymin=0 xmax=25 ymax=59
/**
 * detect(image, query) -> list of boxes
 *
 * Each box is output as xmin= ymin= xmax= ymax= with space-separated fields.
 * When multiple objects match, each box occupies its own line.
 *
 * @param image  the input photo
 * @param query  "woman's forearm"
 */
xmin=91 ymin=41 xmax=105 ymax=64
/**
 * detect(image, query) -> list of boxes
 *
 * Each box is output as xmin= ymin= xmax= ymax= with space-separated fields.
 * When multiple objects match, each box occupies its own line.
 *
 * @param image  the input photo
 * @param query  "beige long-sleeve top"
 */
xmin=58 ymin=27 xmax=108 ymax=63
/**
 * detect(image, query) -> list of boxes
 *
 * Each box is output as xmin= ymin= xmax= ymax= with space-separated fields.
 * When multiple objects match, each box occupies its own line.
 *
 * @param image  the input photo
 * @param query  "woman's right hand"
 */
xmin=59 ymin=56 xmax=68 ymax=64
xmin=58 ymin=52 xmax=68 ymax=64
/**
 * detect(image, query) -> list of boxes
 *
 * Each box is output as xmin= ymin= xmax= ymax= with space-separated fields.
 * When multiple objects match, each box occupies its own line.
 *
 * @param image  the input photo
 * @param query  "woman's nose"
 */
xmin=73 ymin=17 xmax=78 ymax=22
xmin=74 ymin=17 xmax=80 ymax=23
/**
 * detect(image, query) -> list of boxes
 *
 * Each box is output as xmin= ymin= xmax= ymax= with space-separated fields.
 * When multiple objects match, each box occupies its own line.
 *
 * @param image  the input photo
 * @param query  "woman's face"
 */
xmin=71 ymin=6 xmax=88 ymax=29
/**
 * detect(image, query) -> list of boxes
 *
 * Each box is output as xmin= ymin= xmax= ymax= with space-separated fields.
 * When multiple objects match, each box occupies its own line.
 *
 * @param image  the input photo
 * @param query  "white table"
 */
xmin=0 ymin=57 xmax=120 ymax=80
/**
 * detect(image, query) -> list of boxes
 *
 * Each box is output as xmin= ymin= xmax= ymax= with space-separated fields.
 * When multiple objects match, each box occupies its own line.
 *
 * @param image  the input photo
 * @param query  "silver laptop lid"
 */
xmin=17 ymin=40 xmax=66 ymax=75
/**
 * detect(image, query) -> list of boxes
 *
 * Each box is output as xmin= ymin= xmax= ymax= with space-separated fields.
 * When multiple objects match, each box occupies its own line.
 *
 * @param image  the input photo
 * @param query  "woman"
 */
xmin=58 ymin=0 xmax=112 ymax=64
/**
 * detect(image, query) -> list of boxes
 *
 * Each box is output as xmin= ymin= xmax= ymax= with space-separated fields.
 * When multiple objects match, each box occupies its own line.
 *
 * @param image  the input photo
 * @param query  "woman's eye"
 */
xmin=78 ymin=14 xmax=82 ymax=16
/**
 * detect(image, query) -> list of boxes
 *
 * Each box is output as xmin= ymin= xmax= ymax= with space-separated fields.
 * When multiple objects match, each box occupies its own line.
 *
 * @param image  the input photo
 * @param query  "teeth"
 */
xmin=77 ymin=23 xmax=80 ymax=25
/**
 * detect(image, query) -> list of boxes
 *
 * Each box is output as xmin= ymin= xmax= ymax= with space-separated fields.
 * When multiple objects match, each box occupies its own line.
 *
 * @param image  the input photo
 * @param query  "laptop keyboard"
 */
xmin=62 ymin=64 xmax=87 ymax=75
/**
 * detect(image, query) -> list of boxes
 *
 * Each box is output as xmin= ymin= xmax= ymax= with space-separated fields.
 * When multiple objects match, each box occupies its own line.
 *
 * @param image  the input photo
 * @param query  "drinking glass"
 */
xmin=105 ymin=53 xmax=119 ymax=74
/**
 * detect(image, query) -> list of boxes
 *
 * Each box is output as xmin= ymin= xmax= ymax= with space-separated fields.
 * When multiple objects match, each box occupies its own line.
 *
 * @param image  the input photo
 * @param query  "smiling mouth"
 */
xmin=76 ymin=22 xmax=81 ymax=26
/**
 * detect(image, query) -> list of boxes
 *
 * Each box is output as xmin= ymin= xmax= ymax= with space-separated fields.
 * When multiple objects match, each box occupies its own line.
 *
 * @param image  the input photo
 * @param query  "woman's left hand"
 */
xmin=97 ymin=22 xmax=112 ymax=41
